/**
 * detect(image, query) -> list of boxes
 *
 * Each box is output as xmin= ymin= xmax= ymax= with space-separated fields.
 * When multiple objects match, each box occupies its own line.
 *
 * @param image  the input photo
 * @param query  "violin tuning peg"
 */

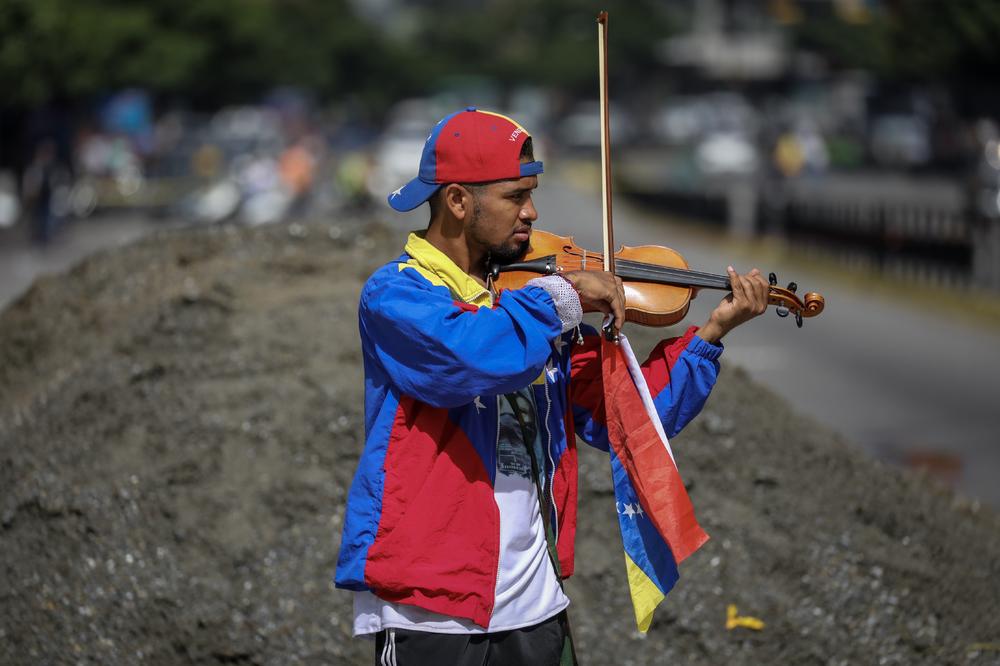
xmin=787 ymin=281 xmax=797 ymax=293
xmin=775 ymin=306 xmax=789 ymax=318
xmin=768 ymin=272 xmax=777 ymax=286
xmin=795 ymin=311 xmax=803 ymax=328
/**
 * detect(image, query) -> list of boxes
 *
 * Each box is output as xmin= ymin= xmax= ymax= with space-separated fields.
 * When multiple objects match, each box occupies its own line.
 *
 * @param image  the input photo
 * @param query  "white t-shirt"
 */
xmin=353 ymin=390 xmax=569 ymax=635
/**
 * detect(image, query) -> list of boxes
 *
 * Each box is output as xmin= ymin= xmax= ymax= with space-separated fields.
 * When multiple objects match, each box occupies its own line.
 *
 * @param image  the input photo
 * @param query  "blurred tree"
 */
xmin=794 ymin=0 xmax=1000 ymax=82
xmin=397 ymin=0 xmax=677 ymax=96
xmin=0 ymin=0 xmax=389 ymax=109
xmin=1 ymin=0 xmax=997 ymax=116
xmin=0 ymin=0 xmax=679 ymax=112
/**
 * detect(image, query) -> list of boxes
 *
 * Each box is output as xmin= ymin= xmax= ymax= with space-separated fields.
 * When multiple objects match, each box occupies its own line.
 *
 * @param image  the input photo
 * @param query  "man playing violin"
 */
xmin=334 ymin=108 xmax=769 ymax=666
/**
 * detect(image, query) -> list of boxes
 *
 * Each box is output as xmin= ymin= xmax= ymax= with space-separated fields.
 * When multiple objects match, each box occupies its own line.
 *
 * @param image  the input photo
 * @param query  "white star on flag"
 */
xmin=473 ymin=396 xmax=486 ymax=413
xmin=553 ymin=337 xmax=566 ymax=353
xmin=623 ymin=503 xmax=636 ymax=518
xmin=634 ymin=504 xmax=644 ymax=518
xmin=545 ymin=362 xmax=558 ymax=383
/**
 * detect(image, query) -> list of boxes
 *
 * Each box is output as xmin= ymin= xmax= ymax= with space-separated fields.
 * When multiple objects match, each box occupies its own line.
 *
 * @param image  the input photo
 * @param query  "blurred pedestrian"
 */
xmin=21 ymin=139 xmax=66 ymax=244
xmin=774 ymin=130 xmax=805 ymax=178
xmin=278 ymin=141 xmax=315 ymax=196
xmin=278 ymin=138 xmax=318 ymax=217
xmin=334 ymin=150 xmax=373 ymax=212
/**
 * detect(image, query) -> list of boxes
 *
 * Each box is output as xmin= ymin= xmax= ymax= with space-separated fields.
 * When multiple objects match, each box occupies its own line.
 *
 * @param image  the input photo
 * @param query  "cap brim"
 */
xmin=520 ymin=160 xmax=543 ymax=176
xmin=387 ymin=177 xmax=441 ymax=212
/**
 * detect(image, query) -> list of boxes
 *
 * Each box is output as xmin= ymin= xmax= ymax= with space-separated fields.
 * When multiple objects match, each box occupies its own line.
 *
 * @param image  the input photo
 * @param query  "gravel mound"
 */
xmin=1 ymin=220 xmax=998 ymax=665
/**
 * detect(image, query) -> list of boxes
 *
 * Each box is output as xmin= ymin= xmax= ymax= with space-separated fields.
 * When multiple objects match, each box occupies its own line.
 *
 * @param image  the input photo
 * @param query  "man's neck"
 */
xmin=424 ymin=221 xmax=488 ymax=287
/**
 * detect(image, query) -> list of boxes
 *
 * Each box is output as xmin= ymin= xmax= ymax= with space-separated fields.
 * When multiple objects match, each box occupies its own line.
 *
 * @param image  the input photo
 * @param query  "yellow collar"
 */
xmin=402 ymin=231 xmax=493 ymax=307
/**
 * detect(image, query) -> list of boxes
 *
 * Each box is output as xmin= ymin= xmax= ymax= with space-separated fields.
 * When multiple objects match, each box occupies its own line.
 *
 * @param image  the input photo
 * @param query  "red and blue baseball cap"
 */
xmin=387 ymin=107 xmax=543 ymax=212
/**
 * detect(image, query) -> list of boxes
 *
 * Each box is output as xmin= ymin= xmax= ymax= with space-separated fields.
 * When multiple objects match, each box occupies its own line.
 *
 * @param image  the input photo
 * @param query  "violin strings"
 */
xmin=613 ymin=260 xmax=731 ymax=290
xmin=501 ymin=252 xmax=751 ymax=291
xmin=616 ymin=267 xmax=727 ymax=289
xmin=614 ymin=258 xmax=731 ymax=286
xmin=561 ymin=245 xmax=739 ymax=288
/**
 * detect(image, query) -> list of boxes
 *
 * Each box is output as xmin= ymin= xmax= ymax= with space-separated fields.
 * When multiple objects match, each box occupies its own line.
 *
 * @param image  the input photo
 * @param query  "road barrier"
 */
xmin=618 ymin=154 xmax=999 ymax=291
xmin=775 ymin=197 xmax=973 ymax=289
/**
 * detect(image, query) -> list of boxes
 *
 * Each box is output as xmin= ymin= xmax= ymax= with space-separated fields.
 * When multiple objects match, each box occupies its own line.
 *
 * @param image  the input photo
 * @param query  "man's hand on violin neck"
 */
xmin=561 ymin=270 xmax=626 ymax=334
xmin=698 ymin=266 xmax=770 ymax=344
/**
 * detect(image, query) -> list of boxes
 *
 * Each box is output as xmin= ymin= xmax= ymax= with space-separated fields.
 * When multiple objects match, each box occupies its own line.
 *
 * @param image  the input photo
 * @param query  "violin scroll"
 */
xmin=766 ymin=281 xmax=825 ymax=328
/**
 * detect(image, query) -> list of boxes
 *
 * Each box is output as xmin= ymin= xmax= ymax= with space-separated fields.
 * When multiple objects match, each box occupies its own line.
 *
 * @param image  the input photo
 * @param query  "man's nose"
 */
xmin=520 ymin=198 xmax=538 ymax=221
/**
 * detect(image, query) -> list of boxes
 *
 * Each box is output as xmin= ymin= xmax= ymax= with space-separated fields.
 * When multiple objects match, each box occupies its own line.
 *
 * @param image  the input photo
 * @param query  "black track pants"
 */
xmin=373 ymin=611 xmax=575 ymax=666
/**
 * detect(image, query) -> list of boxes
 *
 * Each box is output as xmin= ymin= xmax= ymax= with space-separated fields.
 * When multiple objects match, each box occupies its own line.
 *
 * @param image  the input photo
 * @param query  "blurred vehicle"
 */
xmin=646 ymin=92 xmax=762 ymax=177
xmin=366 ymin=99 xmax=441 ymax=201
xmin=180 ymin=179 xmax=243 ymax=224
xmin=695 ymin=131 xmax=759 ymax=175
xmin=232 ymin=151 xmax=288 ymax=226
xmin=506 ymin=85 xmax=554 ymax=161
xmin=555 ymin=100 xmax=636 ymax=152
xmin=869 ymin=114 xmax=931 ymax=168
xmin=650 ymin=96 xmax=703 ymax=145
xmin=70 ymin=133 xmax=148 ymax=217
xmin=649 ymin=92 xmax=759 ymax=146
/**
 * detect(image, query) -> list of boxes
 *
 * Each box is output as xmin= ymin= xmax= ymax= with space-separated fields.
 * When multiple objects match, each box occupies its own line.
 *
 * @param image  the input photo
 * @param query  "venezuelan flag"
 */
xmin=601 ymin=336 xmax=709 ymax=632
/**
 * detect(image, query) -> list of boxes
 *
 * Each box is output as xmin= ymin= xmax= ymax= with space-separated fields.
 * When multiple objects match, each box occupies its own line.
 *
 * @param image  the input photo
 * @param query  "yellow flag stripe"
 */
xmin=625 ymin=552 xmax=665 ymax=633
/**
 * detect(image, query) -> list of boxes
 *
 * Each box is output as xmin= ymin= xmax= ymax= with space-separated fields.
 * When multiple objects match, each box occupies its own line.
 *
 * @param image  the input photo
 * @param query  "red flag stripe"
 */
xmin=600 ymin=338 xmax=709 ymax=563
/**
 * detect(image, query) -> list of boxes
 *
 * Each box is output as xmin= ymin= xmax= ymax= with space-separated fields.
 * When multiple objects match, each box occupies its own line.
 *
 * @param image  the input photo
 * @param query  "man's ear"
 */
xmin=442 ymin=183 xmax=472 ymax=220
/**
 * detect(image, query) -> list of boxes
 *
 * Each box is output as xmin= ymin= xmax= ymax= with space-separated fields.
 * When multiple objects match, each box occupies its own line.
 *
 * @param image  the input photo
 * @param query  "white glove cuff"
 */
xmin=528 ymin=275 xmax=583 ymax=333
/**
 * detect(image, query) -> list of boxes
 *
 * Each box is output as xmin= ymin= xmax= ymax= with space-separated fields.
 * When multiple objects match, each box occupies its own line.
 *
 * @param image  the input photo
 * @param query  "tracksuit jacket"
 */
xmin=334 ymin=231 xmax=723 ymax=628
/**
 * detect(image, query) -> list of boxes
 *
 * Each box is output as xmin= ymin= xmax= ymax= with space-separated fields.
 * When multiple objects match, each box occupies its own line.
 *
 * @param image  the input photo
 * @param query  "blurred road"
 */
xmin=547 ymin=166 xmax=1000 ymax=509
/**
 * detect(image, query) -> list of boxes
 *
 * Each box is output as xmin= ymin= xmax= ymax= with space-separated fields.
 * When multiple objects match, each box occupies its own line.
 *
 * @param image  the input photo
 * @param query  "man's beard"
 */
xmin=487 ymin=237 xmax=530 ymax=266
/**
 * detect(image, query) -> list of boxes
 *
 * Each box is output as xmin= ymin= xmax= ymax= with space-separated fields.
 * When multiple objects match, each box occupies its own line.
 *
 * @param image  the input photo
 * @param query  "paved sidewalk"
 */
xmin=0 ymin=214 xmax=189 ymax=311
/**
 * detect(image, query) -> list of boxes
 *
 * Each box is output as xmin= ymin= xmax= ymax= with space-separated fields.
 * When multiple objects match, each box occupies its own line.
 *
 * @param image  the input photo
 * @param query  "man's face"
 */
xmin=465 ymin=174 xmax=539 ymax=265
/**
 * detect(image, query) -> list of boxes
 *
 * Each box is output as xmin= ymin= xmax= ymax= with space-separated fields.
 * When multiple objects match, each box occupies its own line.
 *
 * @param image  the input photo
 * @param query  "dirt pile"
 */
xmin=1 ymin=220 xmax=998 ymax=665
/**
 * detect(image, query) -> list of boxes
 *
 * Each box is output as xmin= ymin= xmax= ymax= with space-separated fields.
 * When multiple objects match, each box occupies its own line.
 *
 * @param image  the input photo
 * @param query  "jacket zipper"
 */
xmin=542 ymin=371 xmax=559 ymax=545
xmin=488 ymin=394 xmax=502 ymax=621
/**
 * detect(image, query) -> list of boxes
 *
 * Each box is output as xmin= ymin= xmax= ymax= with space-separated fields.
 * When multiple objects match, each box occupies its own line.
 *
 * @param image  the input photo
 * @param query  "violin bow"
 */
xmin=595 ymin=11 xmax=823 ymax=331
xmin=597 ymin=11 xmax=618 ymax=341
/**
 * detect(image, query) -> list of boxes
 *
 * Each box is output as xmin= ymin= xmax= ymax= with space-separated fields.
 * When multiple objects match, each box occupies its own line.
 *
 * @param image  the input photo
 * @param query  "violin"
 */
xmin=488 ymin=10 xmax=824 ymax=330
xmin=487 ymin=229 xmax=825 ymax=328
